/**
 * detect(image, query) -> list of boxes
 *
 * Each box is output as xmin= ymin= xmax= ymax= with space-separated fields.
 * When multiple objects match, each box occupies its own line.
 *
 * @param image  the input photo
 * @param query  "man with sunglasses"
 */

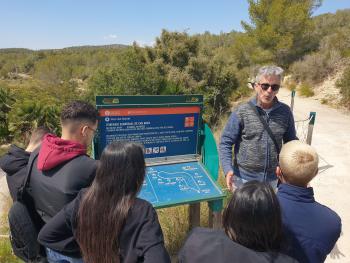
xmin=219 ymin=65 xmax=297 ymax=191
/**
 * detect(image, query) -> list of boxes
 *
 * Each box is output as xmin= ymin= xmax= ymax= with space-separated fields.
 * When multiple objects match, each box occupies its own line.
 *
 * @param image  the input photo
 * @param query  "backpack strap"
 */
xmin=248 ymin=101 xmax=280 ymax=159
xmin=17 ymin=149 xmax=39 ymax=202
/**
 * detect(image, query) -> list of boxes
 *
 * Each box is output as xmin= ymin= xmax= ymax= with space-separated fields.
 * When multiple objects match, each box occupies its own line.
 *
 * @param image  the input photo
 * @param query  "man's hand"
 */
xmin=226 ymin=171 xmax=234 ymax=191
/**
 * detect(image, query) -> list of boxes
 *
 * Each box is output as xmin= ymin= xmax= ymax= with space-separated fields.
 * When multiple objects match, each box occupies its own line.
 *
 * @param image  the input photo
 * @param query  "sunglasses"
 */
xmin=87 ymin=126 xmax=98 ymax=135
xmin=259 ymin=83 xmax=280 ymax=91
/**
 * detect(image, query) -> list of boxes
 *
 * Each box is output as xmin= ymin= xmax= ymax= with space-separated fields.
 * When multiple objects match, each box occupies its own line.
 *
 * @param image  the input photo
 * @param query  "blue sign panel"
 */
xmin=139 ymin=161 xmax=224 ymax=208
xmin=98 ymin=107 xmax=200 ymax=158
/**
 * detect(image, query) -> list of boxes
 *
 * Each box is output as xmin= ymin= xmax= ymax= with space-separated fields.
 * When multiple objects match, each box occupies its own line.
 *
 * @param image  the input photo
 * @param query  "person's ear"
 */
xmin=81 ymin=125 xmax=89 ymax=137
xmin=276 ymin=166 xmax=282 ymax=180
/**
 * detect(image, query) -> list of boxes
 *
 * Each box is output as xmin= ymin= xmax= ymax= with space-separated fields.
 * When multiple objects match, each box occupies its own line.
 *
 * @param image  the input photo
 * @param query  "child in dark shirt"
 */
xmin=277 ymin=140 xmax=341 ymax=263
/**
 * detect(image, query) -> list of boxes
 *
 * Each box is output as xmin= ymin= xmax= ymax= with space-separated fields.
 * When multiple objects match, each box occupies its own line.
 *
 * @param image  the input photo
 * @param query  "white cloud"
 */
xmin=134 ymin=40 xmax=155 ymax=47
xmin=104 ymin=34 xmax=117 ymax=40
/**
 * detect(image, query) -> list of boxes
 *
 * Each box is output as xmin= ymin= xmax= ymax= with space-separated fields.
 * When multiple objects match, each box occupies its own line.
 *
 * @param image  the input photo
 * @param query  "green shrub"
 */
xmin=290 ymin=51 xmax=340 ymax=84
xmin=298 ymin=83 xmax=315 ymax=97
xmin=321 ymin=98 xmax=328 ymax=104
xmin=0 ymin=145 xmax=10 ymax=157
xmin=336 ymin=66 xmax=350 ymax=108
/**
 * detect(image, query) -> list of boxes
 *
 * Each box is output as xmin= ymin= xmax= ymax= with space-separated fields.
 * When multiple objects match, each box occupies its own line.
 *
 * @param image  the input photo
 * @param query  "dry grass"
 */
xmin=0 ymin=194 xmax=21 ymax=263
xmin=283 ymin=76 xmax=297 ymax=91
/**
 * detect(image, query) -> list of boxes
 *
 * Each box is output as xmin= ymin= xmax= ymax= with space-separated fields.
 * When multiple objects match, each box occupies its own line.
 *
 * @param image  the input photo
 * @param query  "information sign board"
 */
xmin=139 ymin=161 xmax=224 ymax=208
xmin=96 ymin=96 xmax=203 ymax=159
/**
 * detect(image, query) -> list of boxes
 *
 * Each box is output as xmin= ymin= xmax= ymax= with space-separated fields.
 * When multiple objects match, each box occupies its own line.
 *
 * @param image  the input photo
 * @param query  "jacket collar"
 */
xmin=278 ymin=183 xmax=315 ymax=203
xmin=250 ymin=96 xmax=281 ymax=112
xmin=8 ymin=144 xmax=30 ymax=158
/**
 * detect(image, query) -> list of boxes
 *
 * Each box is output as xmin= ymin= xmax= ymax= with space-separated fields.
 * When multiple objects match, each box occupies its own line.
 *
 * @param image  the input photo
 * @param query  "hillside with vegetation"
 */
xmin=0 ymin=1 xmax=349 ymax=144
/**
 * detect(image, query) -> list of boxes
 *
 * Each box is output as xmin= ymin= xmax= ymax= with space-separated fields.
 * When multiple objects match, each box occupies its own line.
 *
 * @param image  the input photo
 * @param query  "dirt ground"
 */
xmin=279 ymin=87 xmax=350 ymax=263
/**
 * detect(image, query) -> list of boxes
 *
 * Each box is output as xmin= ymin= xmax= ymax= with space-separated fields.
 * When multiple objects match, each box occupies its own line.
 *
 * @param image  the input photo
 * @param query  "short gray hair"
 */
xmin=255 ymin=65 xmax=284 ymax=83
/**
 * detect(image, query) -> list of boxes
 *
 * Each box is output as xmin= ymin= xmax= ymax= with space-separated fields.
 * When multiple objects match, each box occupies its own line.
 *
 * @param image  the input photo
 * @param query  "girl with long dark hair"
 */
xmin=179 ymin=181 xmax=298 ymax=263
xmin=38 ymin=141 xmax=170 ymax=263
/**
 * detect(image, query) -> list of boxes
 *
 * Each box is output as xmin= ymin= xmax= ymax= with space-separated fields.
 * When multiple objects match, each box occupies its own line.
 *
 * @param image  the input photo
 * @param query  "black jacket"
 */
xmin=0 ymin=144 xmax=30 ymax=201
xmin=38 ymin=190 xmax=171 ymax=262
xmin=27 ymin=149 xmax=96 ymax=222
xmin=179 ymin=227 xmax=299 ymax=263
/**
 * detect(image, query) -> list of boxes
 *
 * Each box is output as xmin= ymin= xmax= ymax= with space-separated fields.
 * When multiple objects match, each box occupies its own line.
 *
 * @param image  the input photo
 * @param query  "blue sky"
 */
xmin=1 ymin=0 xmax=349 ymax=50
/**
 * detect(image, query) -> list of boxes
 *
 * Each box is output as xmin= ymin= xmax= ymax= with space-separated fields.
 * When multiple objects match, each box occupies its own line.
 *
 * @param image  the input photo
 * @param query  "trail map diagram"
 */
xmin=138 ymin=161 xmax=224 ymax=208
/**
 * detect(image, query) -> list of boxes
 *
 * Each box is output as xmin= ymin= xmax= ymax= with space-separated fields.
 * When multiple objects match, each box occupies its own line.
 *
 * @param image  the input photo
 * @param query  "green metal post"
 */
xmin=291 ymin=90 xmax=296 ymax=112
xmin=306 ymin=112 xmax=316 ymax=145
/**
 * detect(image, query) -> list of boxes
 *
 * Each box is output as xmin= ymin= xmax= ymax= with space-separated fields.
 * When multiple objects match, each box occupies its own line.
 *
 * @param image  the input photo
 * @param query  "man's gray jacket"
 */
xmin=219 ymin=96 xmax=297 ymax=182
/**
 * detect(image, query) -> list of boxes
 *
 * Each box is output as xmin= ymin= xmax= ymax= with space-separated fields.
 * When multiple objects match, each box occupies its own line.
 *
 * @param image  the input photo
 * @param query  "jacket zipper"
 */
xmin=263 ymin=111 xmax=270 ymax=181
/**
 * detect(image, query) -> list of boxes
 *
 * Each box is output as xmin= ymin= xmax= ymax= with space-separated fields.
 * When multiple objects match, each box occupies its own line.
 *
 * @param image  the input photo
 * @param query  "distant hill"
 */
xmin=0 ymin=44 xmax=129 ymax=54
xmin=62 ymin=44 xmax=129 ymax=51
xmin=0 ymin=48 xmax=33 ymax=54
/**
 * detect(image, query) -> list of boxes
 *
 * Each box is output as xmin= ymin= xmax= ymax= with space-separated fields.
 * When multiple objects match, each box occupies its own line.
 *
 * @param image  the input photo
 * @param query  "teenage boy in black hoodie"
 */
xmin=26 ymin=100 xmax=98 ymax=223
xmin=0 ymin=127 xmax=49 ymax=201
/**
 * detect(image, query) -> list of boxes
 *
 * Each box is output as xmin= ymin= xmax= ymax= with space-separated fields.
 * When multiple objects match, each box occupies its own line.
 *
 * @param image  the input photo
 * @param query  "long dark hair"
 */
xmin=223 ymin=181 xmax=282 ymax=252
xmin=76 ymin=141 xmax=145 ymax=263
